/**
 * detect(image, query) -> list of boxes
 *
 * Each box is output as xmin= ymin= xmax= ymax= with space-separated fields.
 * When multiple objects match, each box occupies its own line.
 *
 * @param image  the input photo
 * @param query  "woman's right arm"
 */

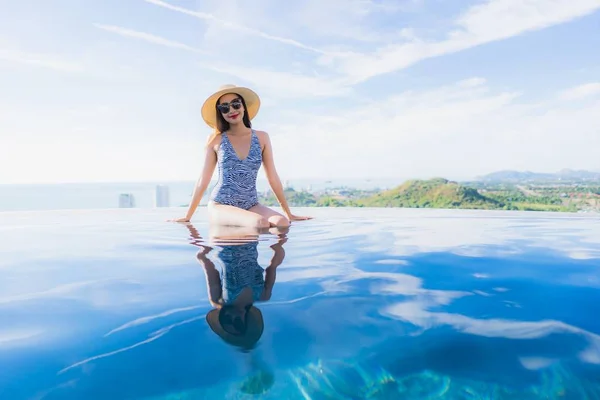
xmin=260 ymin=236 xmax=287 ymax=301
xmin=171 ymin=139 xmax=218 ymax=222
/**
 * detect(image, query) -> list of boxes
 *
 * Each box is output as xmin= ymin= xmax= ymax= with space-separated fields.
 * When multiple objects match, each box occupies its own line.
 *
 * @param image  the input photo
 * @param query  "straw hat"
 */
xmin=206 ymin=305 xmax=264 ymax=350
xmin=201 ymin=84 xmax=261 ymax=129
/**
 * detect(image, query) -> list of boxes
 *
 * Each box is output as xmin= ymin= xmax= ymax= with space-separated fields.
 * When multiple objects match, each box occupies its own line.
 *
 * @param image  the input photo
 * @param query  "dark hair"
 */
xmin=215 ymin=93 xmax=252 ymax=133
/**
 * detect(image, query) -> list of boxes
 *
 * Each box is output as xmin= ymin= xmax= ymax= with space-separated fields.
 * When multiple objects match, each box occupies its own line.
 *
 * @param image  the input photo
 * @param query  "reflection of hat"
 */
xmin=201 ymin=84 xmax=261 ymax=129
xmin=206 ymin=305 xmax=264 ymax=350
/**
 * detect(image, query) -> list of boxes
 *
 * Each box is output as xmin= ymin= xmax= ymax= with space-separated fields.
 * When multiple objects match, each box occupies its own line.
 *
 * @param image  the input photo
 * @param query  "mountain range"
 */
xmin=475 ymin=169 xmax=600 ymax=183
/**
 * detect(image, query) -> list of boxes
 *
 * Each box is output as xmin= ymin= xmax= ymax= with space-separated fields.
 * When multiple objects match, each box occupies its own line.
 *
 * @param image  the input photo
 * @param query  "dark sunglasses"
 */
xmin=217 ymin=99 xmax=243 ymax=114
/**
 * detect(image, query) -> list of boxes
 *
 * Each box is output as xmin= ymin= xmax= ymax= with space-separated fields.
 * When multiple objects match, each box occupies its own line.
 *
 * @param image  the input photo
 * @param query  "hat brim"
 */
xmin=206 ymin=306 xmax=264 ymax=349
xmin=201 ymin=86 xmax=261 ymax=129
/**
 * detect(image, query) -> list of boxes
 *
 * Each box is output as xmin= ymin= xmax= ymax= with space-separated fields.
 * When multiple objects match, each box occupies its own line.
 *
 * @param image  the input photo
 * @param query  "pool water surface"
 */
xmin=0 ymin=207 xmax=599 ymax=399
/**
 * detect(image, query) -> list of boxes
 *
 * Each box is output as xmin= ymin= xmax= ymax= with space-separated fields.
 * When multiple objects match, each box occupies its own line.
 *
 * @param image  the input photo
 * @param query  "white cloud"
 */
xmin=559 ymin=82 xmax=600 ymax=100
xmin=454 ymin=0 xmax=600 ymax=41
xmin=93 ymin=24 xmax=208 ymax=54
xmin=265 ymin=77 xmax=600 ymax=180
xmin=326 ymin=0 xmax=600 ymax=83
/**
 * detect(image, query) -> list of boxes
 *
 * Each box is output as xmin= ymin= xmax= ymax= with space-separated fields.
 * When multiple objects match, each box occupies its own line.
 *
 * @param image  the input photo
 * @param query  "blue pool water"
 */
xmin=1 ymin=207 xmax=599 ymax=399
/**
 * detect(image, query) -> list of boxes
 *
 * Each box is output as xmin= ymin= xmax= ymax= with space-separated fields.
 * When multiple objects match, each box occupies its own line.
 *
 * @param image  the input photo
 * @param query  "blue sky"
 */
xmin=1 ymin=0 xmax=599 ymax=184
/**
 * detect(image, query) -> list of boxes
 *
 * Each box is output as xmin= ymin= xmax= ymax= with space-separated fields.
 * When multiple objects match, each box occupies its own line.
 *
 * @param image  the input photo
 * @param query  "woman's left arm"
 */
xmin=259 ymin=131 xmax=312 ymax=222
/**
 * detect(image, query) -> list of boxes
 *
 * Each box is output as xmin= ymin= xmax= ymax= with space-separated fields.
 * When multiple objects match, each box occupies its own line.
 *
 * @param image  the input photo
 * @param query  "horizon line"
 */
xmin=2 ymin=169 xmax=599 ymax=186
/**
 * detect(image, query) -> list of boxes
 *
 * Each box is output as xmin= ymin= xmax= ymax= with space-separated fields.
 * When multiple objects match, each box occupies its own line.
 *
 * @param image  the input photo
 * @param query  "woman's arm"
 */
xmin=258 ymin=131 xmax=311 ymax=222
xmin=196 ymin=245 xmax=222 ymax=308
xmin=261 ymin=236 xmax=287 ymax=301
xmin=171 ymin=137 xmax=218 ymax=222
xmin=184 ymin=224 xmax=222 ymax=307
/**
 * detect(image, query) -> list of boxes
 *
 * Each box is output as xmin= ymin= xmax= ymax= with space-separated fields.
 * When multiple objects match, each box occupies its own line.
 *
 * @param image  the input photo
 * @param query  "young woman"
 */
xmin=171 ymin=84 xmax=311 ymax=228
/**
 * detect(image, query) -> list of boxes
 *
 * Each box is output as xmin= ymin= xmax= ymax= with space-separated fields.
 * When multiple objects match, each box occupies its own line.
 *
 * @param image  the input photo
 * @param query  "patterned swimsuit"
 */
xmin=215 ymin=241 xmax=265 ymax=304
xmin=210 ymin=130 xmax=262 ymax=210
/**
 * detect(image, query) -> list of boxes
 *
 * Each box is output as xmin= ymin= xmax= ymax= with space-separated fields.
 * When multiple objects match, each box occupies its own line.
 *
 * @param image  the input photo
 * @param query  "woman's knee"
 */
xmin=269 ymin=215 xmax=290 ymax=228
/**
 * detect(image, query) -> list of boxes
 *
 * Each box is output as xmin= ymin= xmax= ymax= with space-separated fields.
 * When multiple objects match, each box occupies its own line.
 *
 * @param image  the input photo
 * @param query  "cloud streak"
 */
xmin=93 ymin=24 xmax=208 ymax=54
xmin=143 ymin=0 xmax=329 ymax=54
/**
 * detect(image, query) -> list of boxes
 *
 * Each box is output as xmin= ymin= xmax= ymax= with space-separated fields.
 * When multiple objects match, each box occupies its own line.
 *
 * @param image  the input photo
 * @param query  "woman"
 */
xmin=171 ymin=84 xmax=311 ymax=228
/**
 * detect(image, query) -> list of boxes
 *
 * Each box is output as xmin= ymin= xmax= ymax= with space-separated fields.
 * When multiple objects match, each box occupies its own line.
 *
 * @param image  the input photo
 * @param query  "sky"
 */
xmin=1 ymin=0 xmax=599 ymax=184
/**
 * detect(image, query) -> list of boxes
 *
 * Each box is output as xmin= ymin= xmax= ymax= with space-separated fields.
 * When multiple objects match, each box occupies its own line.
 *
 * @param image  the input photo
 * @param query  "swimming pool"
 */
xmin=1 ymin=207 xmax=599 ymax=399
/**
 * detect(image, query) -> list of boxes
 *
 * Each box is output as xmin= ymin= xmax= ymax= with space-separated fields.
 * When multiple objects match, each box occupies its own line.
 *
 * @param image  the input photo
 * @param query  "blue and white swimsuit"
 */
xmin=210 ymin=130 xmax=262 ymax=210
xmin=216 ymin=241 xmax=265 ymax=304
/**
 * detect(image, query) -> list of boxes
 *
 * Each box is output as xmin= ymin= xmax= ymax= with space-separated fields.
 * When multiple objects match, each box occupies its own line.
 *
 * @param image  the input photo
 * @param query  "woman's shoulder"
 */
xmin=253 ymin=129 xmax=268 ymax=137
xmin=205 ymin=132 xmax=224 ymax=151
xmin=253 ymin=130 xmax=271 ymax=145
xmin=253 ymin=130 xmax=271 ymax=151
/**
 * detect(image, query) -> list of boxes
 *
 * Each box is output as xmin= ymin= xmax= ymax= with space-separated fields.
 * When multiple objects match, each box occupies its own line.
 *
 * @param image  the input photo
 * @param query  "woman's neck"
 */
xmin=227 ymin=124 xmax=250 ymax=136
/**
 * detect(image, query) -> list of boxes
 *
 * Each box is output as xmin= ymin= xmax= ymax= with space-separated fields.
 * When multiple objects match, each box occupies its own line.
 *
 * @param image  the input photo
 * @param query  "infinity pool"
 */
xmin=1 ymin=208 xmax=599 ymax=399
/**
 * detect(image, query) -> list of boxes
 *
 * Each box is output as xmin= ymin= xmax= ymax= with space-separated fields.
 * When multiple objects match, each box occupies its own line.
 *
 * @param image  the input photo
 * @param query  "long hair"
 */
xmin=206 ymin=93 xmax=252 ymax=146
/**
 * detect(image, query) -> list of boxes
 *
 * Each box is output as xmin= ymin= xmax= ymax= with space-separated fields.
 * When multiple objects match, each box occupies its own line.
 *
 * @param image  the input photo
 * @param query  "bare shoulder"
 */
xmin=254 ymin=130 xmax=271 ymax=147
xmin=205 ymin=133 xmax=223 ymax=152
xmin=255 ymin=130 xmax=270 ymax=140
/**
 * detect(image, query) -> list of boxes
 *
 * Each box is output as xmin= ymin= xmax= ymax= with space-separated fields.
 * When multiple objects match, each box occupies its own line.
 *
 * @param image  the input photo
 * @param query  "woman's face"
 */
xmin=217 ymin=93 xmax=245 ymax=125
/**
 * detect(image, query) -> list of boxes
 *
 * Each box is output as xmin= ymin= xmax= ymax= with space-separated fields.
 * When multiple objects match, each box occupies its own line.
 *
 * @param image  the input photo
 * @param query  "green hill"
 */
xmin=251 ymin=178 xmax=579 ymax=212
xmin=357 ymin=178 xmax=504 ymax=209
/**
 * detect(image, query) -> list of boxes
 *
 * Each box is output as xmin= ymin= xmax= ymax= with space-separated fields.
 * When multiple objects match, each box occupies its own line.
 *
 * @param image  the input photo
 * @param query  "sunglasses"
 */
xmin=217 ymin=99 xmax=243 ymax=114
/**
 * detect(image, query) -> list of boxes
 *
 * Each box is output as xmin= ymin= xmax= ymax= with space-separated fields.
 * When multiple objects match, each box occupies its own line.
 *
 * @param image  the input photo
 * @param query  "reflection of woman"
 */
xmin=186 ymin=223 xmax=286 ymax=350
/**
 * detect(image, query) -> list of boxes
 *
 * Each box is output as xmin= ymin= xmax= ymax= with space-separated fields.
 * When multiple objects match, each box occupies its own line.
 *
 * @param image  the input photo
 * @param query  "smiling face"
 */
xmin=217 ymin=93 xmax=245 ymax=125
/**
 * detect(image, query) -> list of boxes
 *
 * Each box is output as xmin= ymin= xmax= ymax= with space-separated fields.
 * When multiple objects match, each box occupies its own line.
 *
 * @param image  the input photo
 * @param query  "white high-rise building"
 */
xmin=155 ymin=185 xmax=170 ymax=207
xmin=119 ymin=193 xmax=135 ymax=208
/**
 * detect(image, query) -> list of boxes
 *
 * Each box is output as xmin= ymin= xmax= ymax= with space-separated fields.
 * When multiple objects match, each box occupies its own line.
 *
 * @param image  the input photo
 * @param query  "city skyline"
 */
xmin=1 ymin=0 xmax=599 ymax=185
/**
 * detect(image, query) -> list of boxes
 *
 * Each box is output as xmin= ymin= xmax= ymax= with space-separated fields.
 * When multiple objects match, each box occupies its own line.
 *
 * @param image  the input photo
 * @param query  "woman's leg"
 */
xmin=208 ymin=202 xmax=289 ymax=228
xmin=248 ymin=203 xmax=290 ymax=228
xmin=208 ymin=202 xmax=270 ymax=228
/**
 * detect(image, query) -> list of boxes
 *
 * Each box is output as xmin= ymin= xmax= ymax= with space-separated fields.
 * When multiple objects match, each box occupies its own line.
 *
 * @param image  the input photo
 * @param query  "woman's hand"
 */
xmin=168 ymin=217 xmax=190 ymax=223
xmin=287 ymin=214 xmax=312 ymax=222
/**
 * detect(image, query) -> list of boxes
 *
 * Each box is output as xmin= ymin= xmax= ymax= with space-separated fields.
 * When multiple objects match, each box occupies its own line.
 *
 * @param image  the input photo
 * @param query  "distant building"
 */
xmin=119 ymin=193 xmax=135 ymax=208
xmin=155 ymin=185 xmax=170 ymax=207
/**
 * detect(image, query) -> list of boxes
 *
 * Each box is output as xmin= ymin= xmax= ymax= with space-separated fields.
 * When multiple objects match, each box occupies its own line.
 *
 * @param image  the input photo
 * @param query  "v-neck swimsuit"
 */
xmin=210 ymin=130 xmax=262 ymax=210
